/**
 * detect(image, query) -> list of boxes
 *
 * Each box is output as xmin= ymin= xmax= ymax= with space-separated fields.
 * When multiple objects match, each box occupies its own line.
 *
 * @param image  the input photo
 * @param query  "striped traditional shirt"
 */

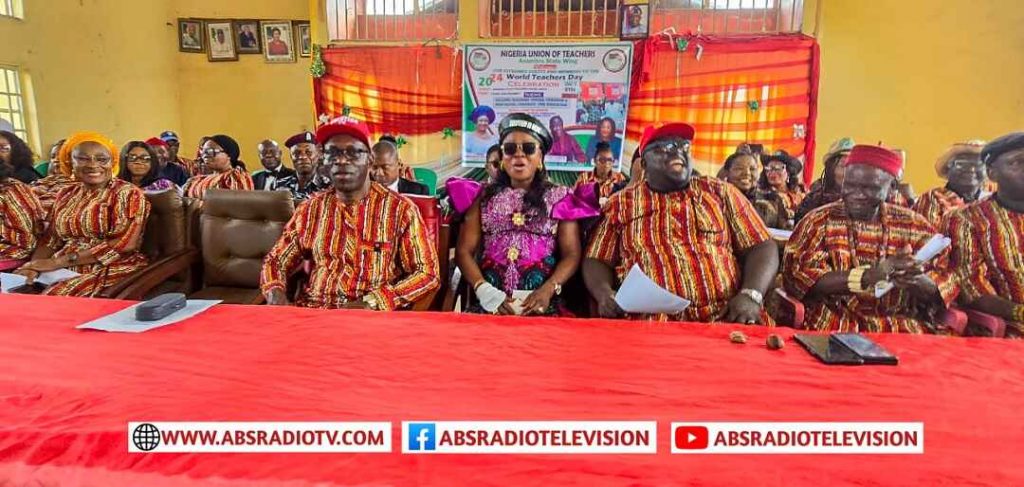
xmin=945 ymin=197 xmax=1024 ymax=334
xmin=260 ymin=183 xmax=440 ymax=310
xmin=575 ymin=171 xmax=627 ymax=198
xmin=912 ymin=186 xmax=976 ymax=226
xmin=183 ymin=168 xmax=254 ymax=199
xmin=783 ymin=201 xmax=958 ymax=333
xmin=0 ymin=179 xmax=45 ymax=260
xmin=587 ymin=177 xmax=772 ymax=322
xmin=41 ymin=179 xmax=150 ymax=297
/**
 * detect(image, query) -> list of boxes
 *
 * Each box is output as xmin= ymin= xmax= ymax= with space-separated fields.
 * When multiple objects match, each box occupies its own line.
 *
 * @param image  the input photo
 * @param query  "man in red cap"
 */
xmin=260 ymin=116 xmax=440 ymax=310
xmin=783 ymin=144 xmax=957 ymax=333
xmin=145 ymin=137 xmax=188 ymax=186
xmin=583 ymin=123 xmax=778 ymax=324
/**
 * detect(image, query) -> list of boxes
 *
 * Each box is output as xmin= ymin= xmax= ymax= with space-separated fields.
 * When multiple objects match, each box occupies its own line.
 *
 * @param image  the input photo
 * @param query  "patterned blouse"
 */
xmin=183 ymin=168 xmax=254 ymax=199
xmin=40 ymin=179 xmax=151 ymax=297
xmin=945 ymin=197 xmax=1024 ymax=336
xmin=912 ymin=186 xmax=981 ymax=226
xmin=783 ymin=201 xmax=958 ymax=333
xmin=587 ymin=177 xmax=772 ymax=322
xmin=31 ymin=174 xmax=73 ymax=216
xmin=260 ymin=183 xmax=440 ymax=310
xmin=575 ymin=171 xmax=627 ymax=198
xmin=0 ymin=178 xmax=45 ymax=260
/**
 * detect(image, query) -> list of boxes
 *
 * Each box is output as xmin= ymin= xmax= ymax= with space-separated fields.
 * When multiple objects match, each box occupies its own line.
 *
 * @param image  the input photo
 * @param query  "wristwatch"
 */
xmin=66 ymin=251 xmax=79 ymax=265
xmin=552 ymin=282 xmax=562 ymax=296
xmin=739 ymin=288 xmax=764 ymax=306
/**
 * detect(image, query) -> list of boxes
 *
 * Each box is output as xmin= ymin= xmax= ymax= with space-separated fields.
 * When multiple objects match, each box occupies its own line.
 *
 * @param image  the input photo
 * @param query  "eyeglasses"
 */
xmin=643 ymin=141 xmax=690 ymax=160
xmin=126 ymin=154 xmax=152 ymax=163
xmin=201 ymin=148 xmax=225 ymax=158
xmin=502 ymin=142 xmax=538 ymax=157
xmin=72 ymin=154 xmax=113 ymax=166
xmin=0 ymin=145 xmax=11 ymax=153
xmin=765 ymin=165 xmax=787 ymax=173
xmin=325 ymin=147 xmax=370 ymax=164
xmin=948 ymin=159 xmax=983 ymax=171
xmin=596 ymin=157 xmax=616 ymax=164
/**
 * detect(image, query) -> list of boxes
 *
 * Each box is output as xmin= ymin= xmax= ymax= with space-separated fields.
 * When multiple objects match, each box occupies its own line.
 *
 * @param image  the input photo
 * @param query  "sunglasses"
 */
xmin=502 ymin=142 xmax=538 ymax=157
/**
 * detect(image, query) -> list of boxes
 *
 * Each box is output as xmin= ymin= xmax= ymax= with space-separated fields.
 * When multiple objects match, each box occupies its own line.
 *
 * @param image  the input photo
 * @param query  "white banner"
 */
xmin=403 ymin=421 xmax=656 ymax=454
xmin=671 ymin=422 xmax=924 ymax=454
xmin=462 ymin=43 xmax=634 ymax=171
xmin=128 ymin=422 xmax=391 ymax=453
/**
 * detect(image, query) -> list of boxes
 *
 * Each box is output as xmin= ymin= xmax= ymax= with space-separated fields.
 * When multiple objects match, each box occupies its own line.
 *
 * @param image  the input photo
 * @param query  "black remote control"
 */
xmin=135 ymin=293 xmax=187 ymax=321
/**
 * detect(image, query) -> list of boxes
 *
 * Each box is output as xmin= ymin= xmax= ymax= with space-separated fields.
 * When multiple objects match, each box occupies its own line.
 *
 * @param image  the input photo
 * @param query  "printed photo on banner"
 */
xmin=178 ymin=19 xmax=205 ymax=53
xmin=205 ymin=21 xmax=238 ymax=62
xmin=234 ymin=20 xmax=262 ymax=54
xmin=620 ymin=2 xmax=650 ymax=40
xmin=462 ymin=43 xmax=634 ymax=172
xmin=261 ymin=20 xmax=296 ymax=63
xmin=295 ymin=22 xmax=312 ymax=57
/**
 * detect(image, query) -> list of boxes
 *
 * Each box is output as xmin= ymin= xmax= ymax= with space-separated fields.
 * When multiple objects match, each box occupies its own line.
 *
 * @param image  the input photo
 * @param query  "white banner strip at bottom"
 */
xmin=402 ymin=421 xmax=657 ymax=454
xmin=671 ymin=422 xmax=923 ymax=454
xmin=128 ymin=422 xmax=392 ymax=453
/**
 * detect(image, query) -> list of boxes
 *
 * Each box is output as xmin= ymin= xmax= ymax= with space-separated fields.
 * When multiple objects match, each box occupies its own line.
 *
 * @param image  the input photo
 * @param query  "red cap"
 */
xmin=638 ymin=123 xmax=696 ymax=154
xmin=315 ymin=116 xmax=371 ymax=147
xmin=844 ymin=144 xmax=903 ymax=177
xmin=145 ymin=137 xmax=169 ymax=149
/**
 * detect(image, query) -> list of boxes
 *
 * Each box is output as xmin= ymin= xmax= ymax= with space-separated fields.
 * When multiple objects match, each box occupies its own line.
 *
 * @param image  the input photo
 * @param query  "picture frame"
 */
xmin=619 ymin=3 xmax=650 ymax=40
xmin=205 ymin=20 xmax=239 ymax=62
xmin=233 ymin=19 xmax=262 ymax=54
xmin=294 ymin=21 xmax=312 ymax=58
xmin=177 ymin=18 xmax=205 ymax=53
xmin=260 ymin=20 xmax=296 ymax=63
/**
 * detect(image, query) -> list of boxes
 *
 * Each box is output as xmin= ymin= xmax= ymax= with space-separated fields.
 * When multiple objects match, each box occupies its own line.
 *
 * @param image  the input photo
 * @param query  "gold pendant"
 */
xmin=506 ymin=247 xmax=520 ymax=262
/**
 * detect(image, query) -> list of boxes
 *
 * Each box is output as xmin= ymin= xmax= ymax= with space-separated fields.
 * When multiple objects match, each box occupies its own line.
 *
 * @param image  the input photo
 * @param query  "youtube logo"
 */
xmin=674 ymin=425 xmax=709 ymax=450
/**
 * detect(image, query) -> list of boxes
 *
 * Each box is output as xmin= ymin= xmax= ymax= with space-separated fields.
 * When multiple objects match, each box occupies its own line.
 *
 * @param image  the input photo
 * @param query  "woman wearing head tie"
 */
xmin=183 ymin=134 xmax=254 ymax=200
xmin=455 ymin=113 xmax=584 ymax=316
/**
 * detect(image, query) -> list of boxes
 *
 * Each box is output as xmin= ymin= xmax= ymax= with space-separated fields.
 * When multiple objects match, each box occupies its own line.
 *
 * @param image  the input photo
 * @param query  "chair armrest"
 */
xmin=940 ymin=307 xmax=968 ymax=336
xmin=107 ymin=249 xmax=200 ymax=300
xmin=773 ymin=288 xmax=805 ymax=329
xmin=964 ymin=309 xmax=1007 ymax=338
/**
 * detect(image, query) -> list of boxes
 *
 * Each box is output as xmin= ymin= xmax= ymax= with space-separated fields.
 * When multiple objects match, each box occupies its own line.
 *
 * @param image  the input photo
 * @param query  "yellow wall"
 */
xmin=814 ymin=0 xmax=1024 ymax=192
xmin=0 ymin=0 xmax=313 ymax=165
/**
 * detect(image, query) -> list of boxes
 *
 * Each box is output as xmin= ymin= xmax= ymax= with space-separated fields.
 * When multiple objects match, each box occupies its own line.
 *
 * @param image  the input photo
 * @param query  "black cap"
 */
xmin=498 ymin=113 xmax=553 ymax=155
xmin=981 ymin=132 xmax=1024 ymax=166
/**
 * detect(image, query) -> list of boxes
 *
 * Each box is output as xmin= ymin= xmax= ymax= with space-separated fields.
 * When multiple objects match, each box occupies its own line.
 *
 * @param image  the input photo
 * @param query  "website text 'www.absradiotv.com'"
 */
xmin=128 ymin=421 xmax=923 ymax=454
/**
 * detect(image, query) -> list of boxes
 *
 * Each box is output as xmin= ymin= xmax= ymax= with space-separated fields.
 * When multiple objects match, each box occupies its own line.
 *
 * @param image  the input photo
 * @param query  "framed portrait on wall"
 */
xmin=295 ymin=22 xmax=312 ymax=58
xmin=260 ymin=20 xmax=296 ymax=63
xmin=234 ymin=20 xmax=262 ymax=54
xmin=205 ymin=20 xmax=238 ymax=62
xmin=620 ymin=2 xmax=650 ymax=40
xmin=178 ymin=18 xmax=205 ymax=53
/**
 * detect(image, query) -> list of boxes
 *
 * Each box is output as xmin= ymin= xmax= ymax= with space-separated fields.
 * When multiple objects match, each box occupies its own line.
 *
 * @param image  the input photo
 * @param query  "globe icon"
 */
xmin=133 ymin=423 xmax=160 ymax=451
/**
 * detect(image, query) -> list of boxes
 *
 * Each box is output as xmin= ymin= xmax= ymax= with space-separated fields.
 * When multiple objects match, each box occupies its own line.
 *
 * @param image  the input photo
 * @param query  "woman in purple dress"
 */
xmin=118 ymin=141 xmax=177 ymax=193
xmin=456 ymin=113 xmax=583 ymax=316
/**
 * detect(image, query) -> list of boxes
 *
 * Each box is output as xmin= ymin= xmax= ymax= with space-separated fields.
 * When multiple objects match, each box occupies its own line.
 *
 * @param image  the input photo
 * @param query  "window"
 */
xmin=653 ymin=0 xmax=803 ymax=35
xmin=327 ymin=0 xmax=458 ymax=41
xmin=0 ymin=66 xmax=29 ymax=141
xmin=484 ymin=0 xmax=623 ymax=38
xmin=0 ymin=0 xmax=24 ymax=19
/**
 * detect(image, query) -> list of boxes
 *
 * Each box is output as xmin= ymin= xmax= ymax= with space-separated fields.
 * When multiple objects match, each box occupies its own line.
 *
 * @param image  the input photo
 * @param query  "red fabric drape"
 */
xmin=626 ymin=34 xmax=819 ymax=177
xmin=313 ymin=46 xmax=462 ymax=136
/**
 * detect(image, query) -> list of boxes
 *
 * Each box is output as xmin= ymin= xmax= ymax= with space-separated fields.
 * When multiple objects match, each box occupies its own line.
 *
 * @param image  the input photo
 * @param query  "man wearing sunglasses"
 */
xmin=260 ymin=116 xmax=440 ymax=311
xmin=582 ymin=123 xmax=779 ymax=325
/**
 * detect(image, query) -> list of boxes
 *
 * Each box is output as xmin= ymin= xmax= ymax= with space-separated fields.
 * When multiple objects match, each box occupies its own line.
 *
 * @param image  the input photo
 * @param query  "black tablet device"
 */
xmin=794 ymin=334 xmax=864 ymax=365
xmin=831 ymin=333 xmax=899 ymax=365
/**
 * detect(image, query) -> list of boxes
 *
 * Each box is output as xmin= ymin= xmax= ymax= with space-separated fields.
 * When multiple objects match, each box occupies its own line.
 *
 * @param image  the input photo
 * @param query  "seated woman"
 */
xmin=723 ymin=152 xmax=790 ymax=229
xmin=455 ymin=113 xmax=583 ymax=316
xmin=14 ymin=132 xmax=151 ymax=296
xmin=0 ymin=130 xmax=42 ymax=184
xmin=0 ymin=157 xmax=45 ymax=266
xmin=32 ymin=139 xmax=72 ymax=215
xmin=118 ymin=141 xmax=176 ymax=193
xmin=913 ymin=140 xmax=988 ymax=225
xmin=183 ymin=134 xmax=253 ymax=199
xmin=759 ymin=152 xmax=806 ymax=213
xmin=795 ymin=139 xmax=852 ymax=223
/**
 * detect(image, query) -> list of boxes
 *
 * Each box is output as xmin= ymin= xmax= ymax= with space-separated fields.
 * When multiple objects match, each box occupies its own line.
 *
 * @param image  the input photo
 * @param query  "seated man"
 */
xmin=945 ymin=132 xmax=1024 ymax=336
xmin=583 ymin=123 xmax=779 ymax=324
xmin=252 ymin=139 xmax=296 ymax=191
xmin=370 ymin=136 xmax=429 ymax=196
xmin=783 ymin=145 xmax=957 ymax=333
xmin=272 ymin=131 xmax=329 ymax=200
xmin=260 ymin=117 xmax=440 ymax=310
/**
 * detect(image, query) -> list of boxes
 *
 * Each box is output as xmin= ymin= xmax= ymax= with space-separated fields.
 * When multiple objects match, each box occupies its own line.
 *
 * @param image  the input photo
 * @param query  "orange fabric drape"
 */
xmin=627 ymin=34 xmax=819 ymax=180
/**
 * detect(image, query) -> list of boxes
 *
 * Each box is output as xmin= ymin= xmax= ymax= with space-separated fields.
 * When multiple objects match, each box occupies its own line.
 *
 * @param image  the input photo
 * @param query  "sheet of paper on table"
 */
xmin=1 ymin=269 xmax=81 ymax=292
xmin=614 ymin=264 xmax=691 ymax=314
xmin=76 ymin=300 xmax=222 ymax=333
xmin=874 ymin=234 xmax=951 ymax=298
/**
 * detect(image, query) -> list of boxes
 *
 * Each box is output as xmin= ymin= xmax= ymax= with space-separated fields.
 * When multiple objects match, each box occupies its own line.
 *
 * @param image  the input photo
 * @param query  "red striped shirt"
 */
xmin=0 ymin=179 xmax=45 ymax=259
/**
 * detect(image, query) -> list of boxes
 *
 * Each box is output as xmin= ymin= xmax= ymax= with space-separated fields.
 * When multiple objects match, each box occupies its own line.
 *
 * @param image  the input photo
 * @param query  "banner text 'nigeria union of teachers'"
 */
xmin=462 ymin=43 xmax=634 ymax=172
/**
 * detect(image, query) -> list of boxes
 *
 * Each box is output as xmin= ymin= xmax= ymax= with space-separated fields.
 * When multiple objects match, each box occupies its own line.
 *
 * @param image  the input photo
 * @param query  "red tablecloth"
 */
xmin=1 ymin=294 xmax=1023 ymax=486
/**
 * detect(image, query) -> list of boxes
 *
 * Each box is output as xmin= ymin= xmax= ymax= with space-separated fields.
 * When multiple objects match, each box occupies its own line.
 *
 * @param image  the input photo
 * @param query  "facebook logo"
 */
xmin=407 ymin=423 xmax=436 ymax=451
